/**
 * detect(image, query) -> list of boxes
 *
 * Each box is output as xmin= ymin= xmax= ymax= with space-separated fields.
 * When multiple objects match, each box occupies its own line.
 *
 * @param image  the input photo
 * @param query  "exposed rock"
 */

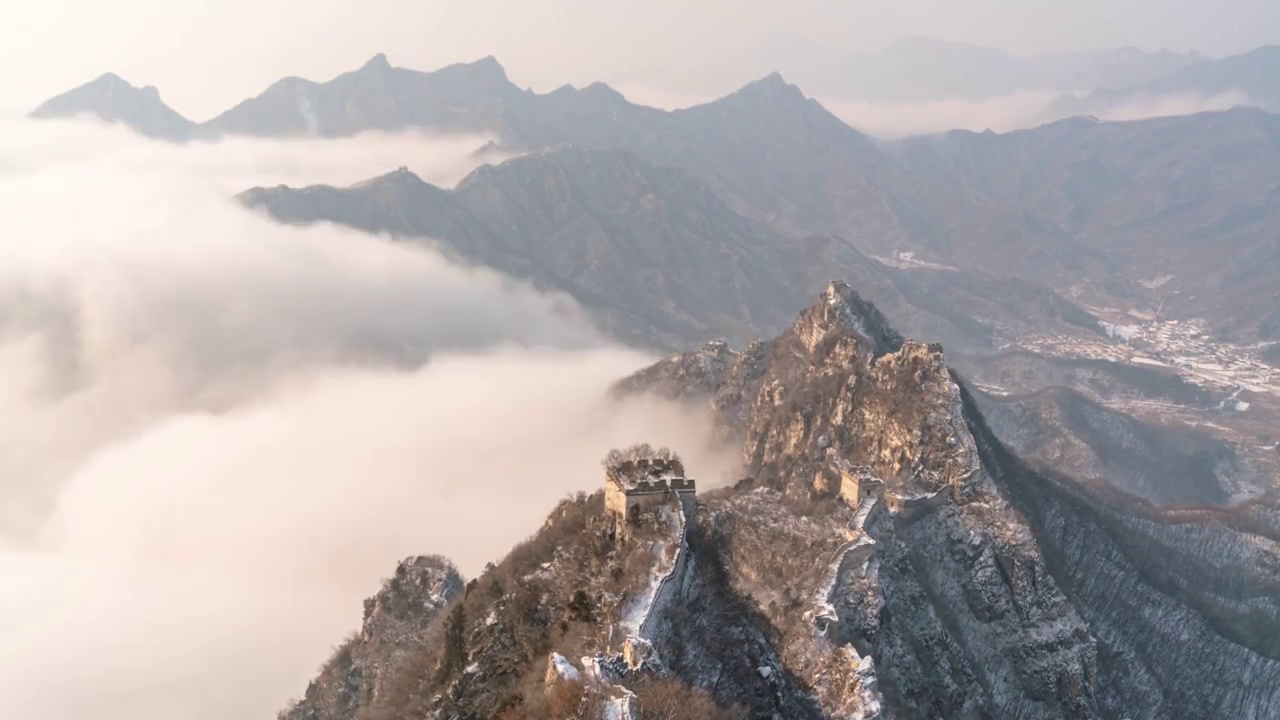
xmin=619 ymin=281 xmax=974 ymax=501
xmin=279 ymin=556 xmax=463 ymax=720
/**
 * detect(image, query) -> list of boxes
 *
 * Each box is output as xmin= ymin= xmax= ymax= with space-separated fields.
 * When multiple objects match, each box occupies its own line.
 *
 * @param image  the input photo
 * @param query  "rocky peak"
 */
xmin=280 ymin=555 xmax=463 ymax=720
xmin=350 ymin=165 xmax=429 ymax=191
xmin=276 ymin=272 xmax=1280 ymax=719
xmin=90 ymin=72 xmax=130 ymax=92
xmin=42 ymin=72 xmax=148 ymax=103
xmin=470 ymin=54 xmax=507 ymax=78
xmin=29 ymin=71 xmax=193 ymax=141
xmin=580 ymin=80 xmax=628 ymax=104
xmin=747 ymin=71 xmax=792 ymax=92
xmin=720 ymin=71 xmax=810 ymax=108
xmin=436 ymin=54 xmax=511 ymax=90
xmin=619 ymin=282 xmax=973 ymax=498
xmin=360 ymin=52 xmax=393 ymax=73
xmin=789 ymin=280 xmax=904 ymax=358
xmin=360 ymin=555 xmax=463 ymax=643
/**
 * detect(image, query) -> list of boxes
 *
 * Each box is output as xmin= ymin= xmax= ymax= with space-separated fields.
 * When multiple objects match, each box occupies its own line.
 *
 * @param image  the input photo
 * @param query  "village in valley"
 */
xmin=989 ymin=305 xmax=1280 ymax=469
xmin=1017 ymin=314 xmax=1280 ymax=398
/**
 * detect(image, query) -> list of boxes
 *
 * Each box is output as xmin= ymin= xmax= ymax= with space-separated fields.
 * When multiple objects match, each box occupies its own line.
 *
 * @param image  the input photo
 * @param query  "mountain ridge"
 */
xmin=240 ymin=144 xmax=1107 ymax=363
xmin=1043 ymin=44 xmax=1280 ymax=119
xmin=236 ymin=77 xmax=1280 ymax=488
xmin=31 ymin=41 xmax=1215 ymax=139
xmin=40 ymin=48 xmax=1280 ymax=340
xmin=239 ymin=146 xmax=814 ymax=350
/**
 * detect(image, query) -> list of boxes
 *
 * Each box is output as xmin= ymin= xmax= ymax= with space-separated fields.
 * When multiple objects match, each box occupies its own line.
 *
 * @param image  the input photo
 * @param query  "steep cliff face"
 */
xmin=968 ymin=398 xmax=1280 ymax=718
xmin=702 ymin=464 xmax=1099 ymax=720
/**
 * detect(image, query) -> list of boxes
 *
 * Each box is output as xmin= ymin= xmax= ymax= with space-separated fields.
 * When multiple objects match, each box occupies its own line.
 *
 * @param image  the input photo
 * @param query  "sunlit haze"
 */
xmin=3 ymin=3 xmax=1279 ymax=718
xmin=3 ymin=0 xmax=1277 ymax=118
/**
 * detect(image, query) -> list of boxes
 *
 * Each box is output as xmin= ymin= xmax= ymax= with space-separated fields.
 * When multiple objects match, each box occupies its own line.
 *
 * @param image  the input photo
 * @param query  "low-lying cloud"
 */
xmin=823 ymin=90 xmax=1256 ymax=137
xmin=1 ymin=114 xmax=503 ymax=188
xmin=1083 ymin=90 xmax=1252 ymax=122
xmin=825 ymin=91 xmax=1062 ymax=137
xmin=0 ymin=119 xmax=733 ymax=720
xmin=498 ymin=81 xmax=1257 ymax=139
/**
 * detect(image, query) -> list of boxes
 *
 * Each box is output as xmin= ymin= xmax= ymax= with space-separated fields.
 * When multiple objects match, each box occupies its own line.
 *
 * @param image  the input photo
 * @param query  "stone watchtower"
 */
xmin=602 ymin=448 xmax=696 ymax=538
xmin=838 ymin=464 xmax=885 ymax=508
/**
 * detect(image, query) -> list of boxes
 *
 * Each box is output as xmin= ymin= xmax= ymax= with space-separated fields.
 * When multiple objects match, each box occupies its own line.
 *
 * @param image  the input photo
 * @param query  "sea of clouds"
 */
xmin=0 ymin=117 xmax=733 ymax=720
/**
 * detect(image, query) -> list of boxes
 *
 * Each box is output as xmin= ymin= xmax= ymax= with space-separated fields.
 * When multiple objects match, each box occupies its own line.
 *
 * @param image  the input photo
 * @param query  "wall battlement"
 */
xmin=606 ymin=456 xmax=685 ymax=487
xmin=623 ymin=477 xmax=697 ymax=495
xmin=605 ymin=471 xmax=696 ymax=536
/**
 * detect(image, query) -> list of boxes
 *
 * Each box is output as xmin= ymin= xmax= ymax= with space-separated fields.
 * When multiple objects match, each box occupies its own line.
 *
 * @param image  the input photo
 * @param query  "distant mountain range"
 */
xmin=810 ymin=36 xmax=1207 ymax=103
xmin=616 ymin=34 xmax=1206 ymax=106
xmin=200 ymin=55 xmax=1280 ymax=346
xmin=890 ymin=107 xmax=1280 ymax=340
xmin=30 ymin=52 xmax=667 ymax=145
xmin=236 ymin=71 xmax=1110 ymax=358
xmin=31 ymin=40 xmax=1280 ymax=144
xmin=39 ymin=50 xmax=1280 ymax=484
xmin=240 ymin=146 xmax=1099 ymax=358
xmin=242 ymin=150 xmax=808 ymax=350
xmin=1046 ymin=45 xmax=1280 ymax=119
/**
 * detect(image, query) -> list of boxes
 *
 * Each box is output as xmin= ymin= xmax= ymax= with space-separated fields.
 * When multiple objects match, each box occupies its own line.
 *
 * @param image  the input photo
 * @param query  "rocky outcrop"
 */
xmin=701 ymin=482 xmax=1099 ymax=719
xmin=279 ymin=556 xmax=463 ymax=720
xmin=620 ymin=281 xmax=977 ymax=501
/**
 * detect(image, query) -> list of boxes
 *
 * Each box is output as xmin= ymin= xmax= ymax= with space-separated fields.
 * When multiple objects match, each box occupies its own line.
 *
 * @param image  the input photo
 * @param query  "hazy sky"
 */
xmin=2 ymin=0 xmax=1277 ymax=118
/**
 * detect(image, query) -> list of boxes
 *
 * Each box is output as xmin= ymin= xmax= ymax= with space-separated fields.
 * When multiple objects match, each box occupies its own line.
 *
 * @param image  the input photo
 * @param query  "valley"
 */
xmin=1004 ymin=309 xmax=1280 ymax=477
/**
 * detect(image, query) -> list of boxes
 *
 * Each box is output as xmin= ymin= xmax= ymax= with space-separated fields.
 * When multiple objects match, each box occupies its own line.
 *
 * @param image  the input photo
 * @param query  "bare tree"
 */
xmin=601 ymin=444 xmax=684 ymax=474
xmin=632 ymin=678 xmax=738 ymax=720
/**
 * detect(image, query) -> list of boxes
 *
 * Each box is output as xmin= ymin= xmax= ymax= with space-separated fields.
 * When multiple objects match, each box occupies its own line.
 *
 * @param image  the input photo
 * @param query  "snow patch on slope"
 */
xmin=550 ymin=653 xmax=581 ymax=681
xmin=296 ymin=94 xmax=319 ymax=135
